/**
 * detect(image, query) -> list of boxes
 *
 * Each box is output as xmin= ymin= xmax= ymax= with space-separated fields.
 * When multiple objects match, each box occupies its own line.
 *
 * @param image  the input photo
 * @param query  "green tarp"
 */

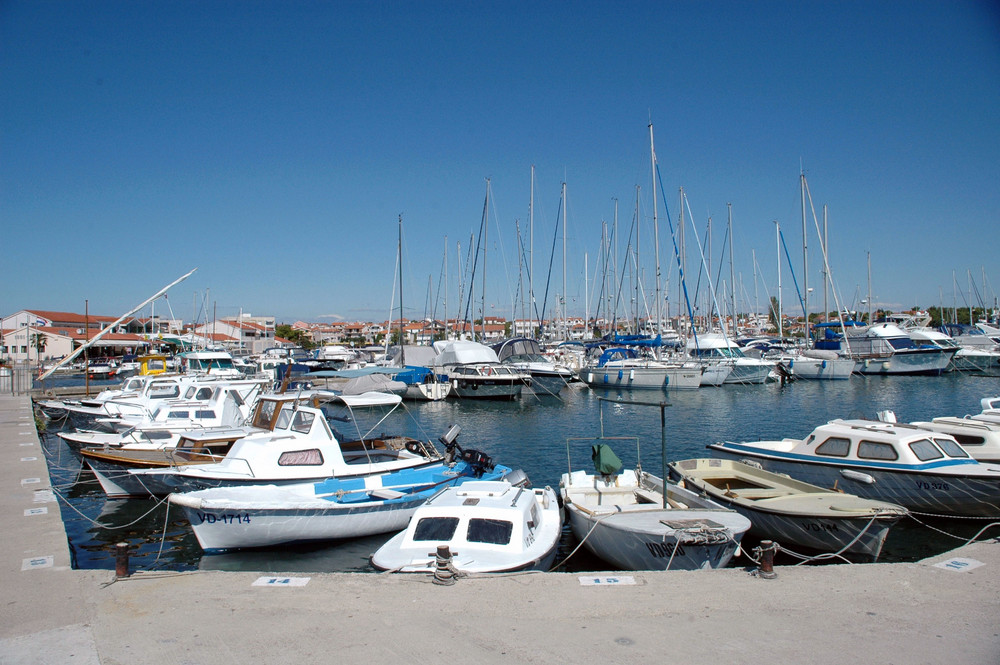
xmin=591 ymin=443 xmax=623 ymax=476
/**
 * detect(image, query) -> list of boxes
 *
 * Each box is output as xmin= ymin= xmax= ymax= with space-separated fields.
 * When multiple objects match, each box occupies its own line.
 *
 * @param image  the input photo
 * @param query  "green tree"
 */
xmin=31 ymin=333 xmax=47 ymax=365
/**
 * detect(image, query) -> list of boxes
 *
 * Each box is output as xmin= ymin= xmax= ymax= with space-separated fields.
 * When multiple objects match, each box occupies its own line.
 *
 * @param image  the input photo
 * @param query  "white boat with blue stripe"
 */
xmin=709 ymin=419 xmax=1000 ymax=517
xmin=169 ymin=424 xmax=513 ymax=551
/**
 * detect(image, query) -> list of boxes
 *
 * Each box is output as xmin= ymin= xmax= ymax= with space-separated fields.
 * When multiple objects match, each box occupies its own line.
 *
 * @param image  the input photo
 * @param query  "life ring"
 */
xmin=484 ymin=367 xmax=493 ymax=376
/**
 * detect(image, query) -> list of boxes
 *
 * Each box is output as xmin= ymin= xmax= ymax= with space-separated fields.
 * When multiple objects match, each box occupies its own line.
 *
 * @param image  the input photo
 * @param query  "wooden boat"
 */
xmin=371 ymin=474 xmax=562 ymax=573
xmin=668 ymin=458 xmax=908 ymax=561
xmin=559 ymin=444 xmax=750 ymax=571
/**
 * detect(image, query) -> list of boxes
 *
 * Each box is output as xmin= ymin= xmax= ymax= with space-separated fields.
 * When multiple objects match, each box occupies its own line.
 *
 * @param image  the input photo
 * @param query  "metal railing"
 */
xmin=0 ymin=363 xmax=34 ymax=396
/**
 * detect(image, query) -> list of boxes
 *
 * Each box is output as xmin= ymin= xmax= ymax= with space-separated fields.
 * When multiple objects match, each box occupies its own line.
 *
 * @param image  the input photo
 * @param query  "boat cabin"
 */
xmin=797 ymin=419 xmax=976 ymax=467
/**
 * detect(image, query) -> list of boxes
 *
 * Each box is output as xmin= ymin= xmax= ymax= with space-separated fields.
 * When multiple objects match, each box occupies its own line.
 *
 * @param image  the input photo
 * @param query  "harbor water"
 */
xmin=37 ymin=373 xmax=1000 ymax=573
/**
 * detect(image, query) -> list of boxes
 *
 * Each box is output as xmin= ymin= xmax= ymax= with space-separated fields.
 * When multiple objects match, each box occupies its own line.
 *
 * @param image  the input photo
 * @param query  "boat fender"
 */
xmin=628 ymin=369 xmax=635 ymax=381
xmin=840 ymin=468 xmax=876 ymax=484
xmin=617 ymin=370 xmax=623 ymax=380
xmin=821 ymin=360 xmax=827 ymax=368
xmin=603 ymin=373 xmax=609 ymax=384
xmin=882 ymin=361 xmax=890 ymax=370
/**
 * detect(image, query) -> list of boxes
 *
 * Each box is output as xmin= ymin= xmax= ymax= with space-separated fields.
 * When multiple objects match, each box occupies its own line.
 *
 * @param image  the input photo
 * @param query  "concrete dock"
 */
xmin=2 ymin=394 xmax=999 ymax=665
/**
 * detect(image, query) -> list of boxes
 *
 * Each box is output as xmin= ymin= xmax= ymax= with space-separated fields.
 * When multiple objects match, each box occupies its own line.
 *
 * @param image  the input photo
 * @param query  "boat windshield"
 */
xmin=467 ymin=518 xmax=513 ymax=545
xmin=933 ymin=437 xmax=970 ymax=459
xmin=413 ymin=517 xmax=459 ymax=541
xmin=909 ymin=439 xmax=944 ymax=461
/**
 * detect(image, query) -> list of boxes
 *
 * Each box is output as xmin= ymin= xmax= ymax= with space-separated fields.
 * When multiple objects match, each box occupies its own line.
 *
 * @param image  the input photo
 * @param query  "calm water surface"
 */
xmin=38 ymin=374 xmax=1000 ymax=573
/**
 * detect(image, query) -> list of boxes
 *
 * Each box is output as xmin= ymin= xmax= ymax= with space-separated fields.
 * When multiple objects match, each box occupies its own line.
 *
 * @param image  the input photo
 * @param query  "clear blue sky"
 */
xmin=3 ymin=1 xmax=998 ymax=326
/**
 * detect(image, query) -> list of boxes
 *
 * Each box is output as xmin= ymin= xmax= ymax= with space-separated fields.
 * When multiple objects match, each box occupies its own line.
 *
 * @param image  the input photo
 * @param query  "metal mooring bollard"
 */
xmin=432 ymin=545 xmax=456 ymax=586
xmin=115 ymin=542 xmax=130 ymax=578
xmin=758 ymin=540 xmax=778 ymax=579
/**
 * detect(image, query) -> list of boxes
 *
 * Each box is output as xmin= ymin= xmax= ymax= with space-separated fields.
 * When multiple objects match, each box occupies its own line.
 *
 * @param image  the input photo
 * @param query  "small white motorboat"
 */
xmin=371 ymin=473 xmax=562 ymax=574
xmin=560 ymin=444 xmax=750 ymax=571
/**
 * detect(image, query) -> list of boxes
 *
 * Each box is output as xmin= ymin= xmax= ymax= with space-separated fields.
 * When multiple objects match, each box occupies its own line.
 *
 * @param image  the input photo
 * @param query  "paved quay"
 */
xmin=2 ymin=394 xmax=999 ymax=665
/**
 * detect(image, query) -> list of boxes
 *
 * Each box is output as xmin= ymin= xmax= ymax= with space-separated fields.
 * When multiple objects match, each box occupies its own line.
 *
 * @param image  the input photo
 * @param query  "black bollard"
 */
xmin=115 ymin=542 xmax=130 ymax=578
xmin=759 ymin=540 xmax=778 ymax=579
xmin=432 ymin=545 xmax=456 ymax=585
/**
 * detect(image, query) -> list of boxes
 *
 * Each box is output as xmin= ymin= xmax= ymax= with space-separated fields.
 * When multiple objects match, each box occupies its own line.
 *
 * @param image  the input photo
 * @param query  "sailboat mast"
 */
xmin=775 ymin=221 xmax=783 ymax=338
xmin=483 ymin=180 xmax=490 ymax=342
xmin=529 ymin=165 xmax=535 ymax=337
xmin=867 ymin=251 xmax=873 ymax=324
xmin=561 ymin=181 xmax=567 ymax=339
xmin=801 ymin=172 xmax=810 ymax=341
xmin=822 ymin=205 xmax=829 ymax=323
xmin=649 ymin=122 xmax=661 ymax=338
xmin=728 ymin=203 xmax=736 ymax=336
xmin=398 ymin=215 xmax=405 ymax=365
xmin=635 ymin=185 xmax=641 ymax=333
xmin=443 ymin=236 xmax=448 ymax=340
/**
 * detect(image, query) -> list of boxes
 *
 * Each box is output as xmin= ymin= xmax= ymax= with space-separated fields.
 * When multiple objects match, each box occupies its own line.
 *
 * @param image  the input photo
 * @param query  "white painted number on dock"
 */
xmin=21 ymin=456 xmax=38 ymax=462
xmin=34 ymin=490 xmax=56 ymax=503
xmin=20 ymin=478 xmax=41 ymax=486
xmin=253 ymin=576 xmax=310 ymax=587
xmin=24 ymin=507 xmax=48 ymax=516
xmin=933 ymin=557 xmax=984 ymax=572
xmin=22 ymin=556 xmax=54 ymax=571
xmin=579 ymin=576 xmax=637 ymax=586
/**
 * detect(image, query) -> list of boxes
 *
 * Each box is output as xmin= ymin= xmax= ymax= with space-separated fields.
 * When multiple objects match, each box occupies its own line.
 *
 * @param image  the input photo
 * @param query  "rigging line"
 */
xmin=779 ymin=229 xmax=807 ymax=318
xmin=682 ymin=191 xmax=730 ymax=345
xmin=537 ymin=190 xmax=563 ymax=337
xmin=653 ymin=164 xmax=698 ymax=346
xmin=487 ymin=185 xmax=518 ymax=315
xmin=713 ymin=221 xmax=731 ymax=304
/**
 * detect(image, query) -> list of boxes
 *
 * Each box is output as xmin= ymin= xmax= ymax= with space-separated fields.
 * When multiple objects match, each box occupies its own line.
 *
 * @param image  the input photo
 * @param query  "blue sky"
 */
xmin=3 ymin=1 xmax=999 ymax=326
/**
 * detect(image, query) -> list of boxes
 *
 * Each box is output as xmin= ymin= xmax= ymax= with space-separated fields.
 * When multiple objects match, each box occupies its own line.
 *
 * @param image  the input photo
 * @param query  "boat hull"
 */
xmin=172 ymin=491 xmax=430 ymax=551
xmin=780 ymin=356 xmax=857 ymax=380
xmin=578 ymin=365 xmax=702 ymax=391
xmin=449 ymin=377 xmax=523 ymax=399
xmin=710 ymin=442 xmax=1000 ymax=517
xmin=563 ymin=503 xmax=745 ymax=571
xmin=170 ymin=464 xmax=513 ymax=551
xmin=854 ymin=348 xmax=956 ymax=376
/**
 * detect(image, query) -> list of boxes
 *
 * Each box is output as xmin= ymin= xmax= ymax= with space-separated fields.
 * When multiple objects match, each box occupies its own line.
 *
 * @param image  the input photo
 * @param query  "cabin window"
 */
xmin=277 ymin=449 xmax=324 ymax=466
xmin=275 ymin=408 xmax=294 ymax=430
xmin=228 ymin=390 xmax=246 ymax=406
xmin=528 ymin=502 xmax=540 ymax=530
xmin=951 ymin=433 xmax=985 ymax=446
xmin=184 ymin=386 xmax=197 ymax=399
xmin=467 ymin=518 xmax=513 ymax=545
xmin=290 ymin=411 xmax=315 ymax=434
xmin=195 ymin=387 xmax=214 ymax=400
xmin=857 ymin=440 xmax=899 ymax=461
xmin=143 ymin=430 xmax=174 ymax=441
xmin=934 ymin=437 xmax=970 ymax=459
xmin=413 ymin=517 xmax=459 ymax=541
xmin=909 ymin=439 xmax=944 ymax=461
xmin=195 ymin=410 xmax=216 ymax=419
xmin=253 ymin=400 xmax=277 ymax=428
xmin=149 ymin=385 xmax=180 ymax=399
xmin=815 ymin=437 xmax=851 ymax=457
xmin=167 ymin=410 xmax=190 ymax=419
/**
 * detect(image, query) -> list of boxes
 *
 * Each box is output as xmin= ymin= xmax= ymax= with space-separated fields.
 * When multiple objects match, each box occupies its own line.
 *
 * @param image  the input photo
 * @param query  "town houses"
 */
xmin=2 ymin=304 xmax=804 ymax=368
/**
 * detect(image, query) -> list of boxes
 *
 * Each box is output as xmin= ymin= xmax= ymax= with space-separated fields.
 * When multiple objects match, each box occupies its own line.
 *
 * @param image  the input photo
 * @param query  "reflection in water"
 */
xmin=39 ymin=374 xmax=1000 ymax=572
